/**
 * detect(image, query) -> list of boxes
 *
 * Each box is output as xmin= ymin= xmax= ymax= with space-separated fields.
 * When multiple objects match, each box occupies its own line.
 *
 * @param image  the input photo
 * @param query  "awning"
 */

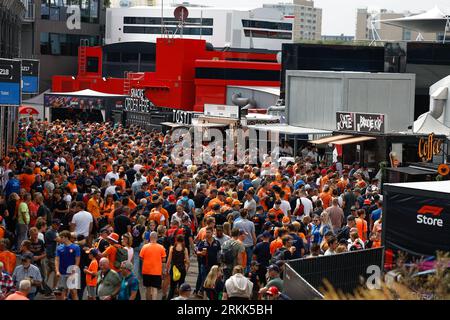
xmin=310 ymin=134 xmax=354 ymax=144
xmin=160 ymin=122 xmax=188 ymax=128
xmin=247 ymin=124 xmax=332 ymax=135
xmin=194 ymin=123 xmax=229 ymax=128
xmin=332 ymin=136 xmax=377 ymax=145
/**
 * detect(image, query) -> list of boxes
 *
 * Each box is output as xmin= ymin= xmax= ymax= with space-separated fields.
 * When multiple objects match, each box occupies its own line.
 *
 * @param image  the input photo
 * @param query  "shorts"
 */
xmin=46 ymin=258 xmax=56 ymax=273
xmin=87 ymin=285 xmax=97 ymax=298
xmin=143 ymin=274 xmax=162 ymax=289
xmin=57 ymin=275 xmax=70 ymax=290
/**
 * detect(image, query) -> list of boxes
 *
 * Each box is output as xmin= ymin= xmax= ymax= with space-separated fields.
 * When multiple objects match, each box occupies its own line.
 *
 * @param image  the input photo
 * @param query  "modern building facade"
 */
xmin=20 ymin=0 xmax=106 ymax=93
xmin=355 ymin=8 xmax=437 ymax=42
xmin=0 ymin=0 xmax=25 ymax=58
xmin=110 ymin=0 xmax=156 ymax=8
xmin=105 ymin=5 xmax=294 ymax=50
xmin=264 ymin=0 xmax=322 ymax=41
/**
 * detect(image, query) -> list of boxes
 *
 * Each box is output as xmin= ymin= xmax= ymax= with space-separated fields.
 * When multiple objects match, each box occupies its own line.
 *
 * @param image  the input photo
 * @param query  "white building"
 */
xmin=110 ymin=0 xmax=156 ymax=7
xmin=105 ymin=5 xmax=294 ymax=50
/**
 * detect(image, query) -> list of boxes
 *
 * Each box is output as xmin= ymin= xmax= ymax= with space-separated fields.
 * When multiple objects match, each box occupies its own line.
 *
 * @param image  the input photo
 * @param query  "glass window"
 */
xmin=86 ymin=57 xmax=99 ymax=73
xmin=244 ymin=29 xmax=292 ymax=40
xmin=50 ymin=33 xmax=61 ymax=55
xmin=241 ymin=19 xmax=292 ymax=31
xmin=40 ymin=33 xmax=50 ymax=54
xmin=123 ymin=17 xmax=214 ymax=26
xmin=49 ymin=6 xmax=60 ymax=20
xmin=106 ymin=52 xmax=121 ymax=62
xmin=122 ymin=53 xmax=139 ymax=63
xmin=123 ymin=26 xmax=213 ymax=36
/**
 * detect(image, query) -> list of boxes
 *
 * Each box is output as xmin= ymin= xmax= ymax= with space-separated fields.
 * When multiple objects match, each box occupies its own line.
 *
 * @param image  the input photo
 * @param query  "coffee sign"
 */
xmin=418 ymin=133 xmax=443 ymax=162
xmin=336 ymin=112 xmax=385 ymax=133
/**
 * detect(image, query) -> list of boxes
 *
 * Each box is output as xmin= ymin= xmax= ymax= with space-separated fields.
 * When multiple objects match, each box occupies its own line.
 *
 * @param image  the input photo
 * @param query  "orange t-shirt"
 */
xmin=281 ymin=186 xmax=291 ymax=201
xmin=320 ymin=192 xmax=332 ymax=209
xmin=149 ymin=210 xmax=165 ymax=225
xmin=115 ymin=179 xmax=126 ymax=192
xmin=86 ymin=259 xmax=99 ymax=286
xmin=67 ymin=182 xmax=78 ymax=194
xmin=196 ymin=227 xmax=207 ymax=241
xmin=87 ymin=198 xmax=101 ymax=219
xmin=356 ymin=218 xmax=368 ymax=242
xmin=103 ymin=245 xmax=118 ymax=271
xmin=257 ymin=189 xmax=269 ymax=211
xmin=208 ymin=198 xmax=224 ymax=210
xmin=270 ymin=238 xmax=283 ymax=255
xmin=128 ymin=199 xmax=137 ymax=211
xmin=0 ymin=250 xmax=16 ymax=274
xmin=268 ymin=208 xmax=284 ymax=221
xmin=0 ymin=226 xmax=5 ymax=240
xmin=5 ymin=291 xmax=29 ymax=300
xmin=19 ymin=173 xmax=35 ymax=192
xmin=140 ymin=243 xmax=167 ymax=276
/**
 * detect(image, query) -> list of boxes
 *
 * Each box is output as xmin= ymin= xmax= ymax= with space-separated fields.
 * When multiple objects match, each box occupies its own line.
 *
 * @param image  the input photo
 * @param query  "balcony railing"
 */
xmin=21 ymin=0 xmax=35 ymax=21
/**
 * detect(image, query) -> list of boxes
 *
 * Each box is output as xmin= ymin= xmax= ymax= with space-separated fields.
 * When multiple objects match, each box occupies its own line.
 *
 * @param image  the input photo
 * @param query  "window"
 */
xmin=244 ymin=29 xmax=292 ymax=40
xmin=105 ymin=52 xmax=121 ymax=62
xmin=242 ymin=19 xmax=292 ymax=31
xmin=121 ymin=53 xmax=138 ymax=63
xmin=86 ymin=57 xmax=99 ymax=73
xmin=123 ymin=17 xmax=214 ymax=26
xmin=41 ymin=0 xmax=99 ymax=23
xmin=40 ymin=33 xmax=98 ymax=56
xmin=123 ymin=26 xmax=213 ymax=36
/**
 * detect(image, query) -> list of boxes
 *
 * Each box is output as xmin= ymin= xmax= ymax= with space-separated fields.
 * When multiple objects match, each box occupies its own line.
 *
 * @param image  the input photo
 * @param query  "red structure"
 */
xmin=52 ymin=38 xmax=281 ymax=113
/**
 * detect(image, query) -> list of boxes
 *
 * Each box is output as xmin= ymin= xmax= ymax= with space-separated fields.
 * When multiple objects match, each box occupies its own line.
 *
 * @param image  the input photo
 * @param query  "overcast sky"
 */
xmin=164 ymin=0 xmax=450 ymax=35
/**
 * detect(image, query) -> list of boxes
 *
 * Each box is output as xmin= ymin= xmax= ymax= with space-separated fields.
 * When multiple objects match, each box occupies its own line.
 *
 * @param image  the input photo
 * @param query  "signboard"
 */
xmin=173 ymin=109 xmax=200 ymax=125
xmin=384 ymin=188 xmax=450 ymax=258
xmin=21 ymin=59 xmax=39 ymax=94
xmin=204 ymin=104 xmax=239 ymax=120
xmin=44 ymin=94 xmax=105 ymax=110
xmin=336 ymin=111 xmax=385 ymax=133
xmin=0 ymin=58 xmax=21 ymax=106
xmin=124 ymin=88 xmax=155 ymax=113
xmin=418 ymin=133 xmax=443 ymax=162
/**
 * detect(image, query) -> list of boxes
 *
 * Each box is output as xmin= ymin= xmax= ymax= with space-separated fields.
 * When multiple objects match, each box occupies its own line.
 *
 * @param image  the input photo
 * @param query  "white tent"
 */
xmin=379 ymin=6 xmax=450 ymax=34
xmin=413 ymin=112 xmax=450 ymax=136
xmin=46 ymin=89 xmax=126 ymax=97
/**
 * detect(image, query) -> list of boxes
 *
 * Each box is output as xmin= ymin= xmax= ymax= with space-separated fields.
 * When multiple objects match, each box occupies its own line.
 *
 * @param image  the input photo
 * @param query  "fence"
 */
xmin=286 ymin=247 xmax=384 ymax=295
xmin=283 ymin=263 xmax=324 ymax=300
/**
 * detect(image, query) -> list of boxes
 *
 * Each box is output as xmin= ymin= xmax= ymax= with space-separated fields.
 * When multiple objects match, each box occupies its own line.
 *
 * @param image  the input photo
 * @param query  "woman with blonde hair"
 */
xmin=203 ymin=265 xmax=224 ymax=300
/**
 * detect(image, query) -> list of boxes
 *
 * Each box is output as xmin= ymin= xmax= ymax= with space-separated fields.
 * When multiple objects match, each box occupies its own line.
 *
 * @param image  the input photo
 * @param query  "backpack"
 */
xmin=220 ymin=240 xmax=237 ymax=265
xmin=270 ymin=247 xmax=287 ymax=264
xmin=114 ymin=246 xmax=128 ymax=269
xmin=167 ymin=227 xmax=184 ymax=246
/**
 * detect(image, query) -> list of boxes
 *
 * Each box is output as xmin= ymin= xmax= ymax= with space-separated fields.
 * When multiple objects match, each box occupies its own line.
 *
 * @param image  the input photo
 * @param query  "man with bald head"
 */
xmin=140 ymin=231 xmax=166 ymax=300
xmin=96 ymin=257 xmax=121 ymax=300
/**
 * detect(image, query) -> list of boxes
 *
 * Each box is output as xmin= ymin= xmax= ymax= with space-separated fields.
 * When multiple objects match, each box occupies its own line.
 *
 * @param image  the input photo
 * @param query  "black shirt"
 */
xmin=197 ymin=239 xmax=221 ymax=269
xmin=194 ymin=192 xmax=207 ymax=209
xmin=114 ymin=214 xmax=132 ymax=237
xmin=253 ymin=241 xmax=271 ymax=267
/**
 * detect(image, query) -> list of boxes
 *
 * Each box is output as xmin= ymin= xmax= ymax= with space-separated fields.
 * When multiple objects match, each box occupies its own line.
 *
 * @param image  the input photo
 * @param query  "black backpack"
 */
xmin=220 ymin=240 xmax=237 ymax=265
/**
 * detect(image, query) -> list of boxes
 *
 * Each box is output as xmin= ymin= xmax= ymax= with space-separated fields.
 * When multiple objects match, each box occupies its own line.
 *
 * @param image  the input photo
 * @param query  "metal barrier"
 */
xmin=283 ymin=263 xmax=324 ymax=300
xmin=287 ymin=247 xmax=384 ymax=294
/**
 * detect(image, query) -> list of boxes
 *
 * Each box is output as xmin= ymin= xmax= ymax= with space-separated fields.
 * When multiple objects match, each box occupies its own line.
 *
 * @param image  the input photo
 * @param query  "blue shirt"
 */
xmin=118 ymin=273 xmax=139 ymax=300
xmin=311 ymin=224 xmax=321 ymax=244
xmin=242 ymin=179 xmax=253 ymax=191
xmin=294 ymin=180 xmax=305 ymax=190
xmin=56 ymin=243 xmax=80 ymax=275
xmin=371 ymin=208 xmax=382 ymax=222
xmin=4 ymin=178 xmax=20 ymax=197
xmin=177 ymin=197 xmax=195 ymax=213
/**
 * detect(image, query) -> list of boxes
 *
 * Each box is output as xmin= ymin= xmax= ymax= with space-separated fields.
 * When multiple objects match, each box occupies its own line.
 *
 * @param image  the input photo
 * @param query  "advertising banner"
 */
xmin=21 ymin=59 xmax=39 ymax=94
xmin=336 ymin=111 xmax=385 ymax=133
xmin=0 ymin=58 xmax=21 ymax=106
xmin=44 ymin=94 xmax=105 ymax=110
xmin=384 ymin=189 xmax=450 ymax=257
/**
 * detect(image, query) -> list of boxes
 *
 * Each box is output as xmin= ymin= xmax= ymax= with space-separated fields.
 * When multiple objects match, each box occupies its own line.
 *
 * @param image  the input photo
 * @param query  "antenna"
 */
xmin=161 ymin=0 xmax=164 ymax=37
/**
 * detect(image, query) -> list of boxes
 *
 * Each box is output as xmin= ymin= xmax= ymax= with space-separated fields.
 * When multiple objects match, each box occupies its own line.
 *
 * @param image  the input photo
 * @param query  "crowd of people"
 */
xmin=0 ymin=119 xmax=383 ymax=300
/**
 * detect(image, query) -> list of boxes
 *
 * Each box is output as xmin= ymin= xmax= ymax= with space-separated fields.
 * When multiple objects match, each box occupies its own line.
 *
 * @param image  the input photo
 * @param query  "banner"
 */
xmin=384 ymin=189 xmax=450 ymax=258
xmin=21 ymin=59 xmax=39 ymax=94
xmin=44 ymin=94 xmax=105 ymax=110
xmin=336 ymin=111 xmax=385 ymax=133
xmin=0 ymin=58 xmax=21 ymax=106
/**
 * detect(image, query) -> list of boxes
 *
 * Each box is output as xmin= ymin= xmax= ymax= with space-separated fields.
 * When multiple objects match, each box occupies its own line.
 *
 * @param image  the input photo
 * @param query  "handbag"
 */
xmin=172 ymin=265 xmax=181 ymax=282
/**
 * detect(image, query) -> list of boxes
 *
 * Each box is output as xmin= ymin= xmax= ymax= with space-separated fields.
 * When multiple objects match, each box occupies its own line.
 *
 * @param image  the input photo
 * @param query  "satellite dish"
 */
xmin=174 ymin=6 xmax=189 ymax=22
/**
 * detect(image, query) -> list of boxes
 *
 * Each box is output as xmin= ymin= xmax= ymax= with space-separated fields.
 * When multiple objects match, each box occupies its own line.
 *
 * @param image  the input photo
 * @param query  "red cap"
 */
xmin=321 ymin=169 xmax=327 ymax=175
xmin=266 ymin=286 xmax=279 ymax=296
xmin=168 ymin=194 xmax=176 ymax=202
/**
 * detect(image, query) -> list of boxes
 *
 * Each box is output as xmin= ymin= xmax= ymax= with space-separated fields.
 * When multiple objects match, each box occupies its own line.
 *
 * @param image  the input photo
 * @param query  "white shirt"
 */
xmin=125 ymin=247 xmax=134 ymax=263
xmin=279 ymin=200 xmax=291 ymax=216
xmin=133 ymin=164 xmax=143 ymax=172
xmin=105 ymin=172 xmax=119 ymax=184
xmin=71 ymin=210 xmax=93 ymax=237
xmin=296 ymin=197 xmax=313 ymax=216
xmin=104 ymin=185 xmax=117 ymax=198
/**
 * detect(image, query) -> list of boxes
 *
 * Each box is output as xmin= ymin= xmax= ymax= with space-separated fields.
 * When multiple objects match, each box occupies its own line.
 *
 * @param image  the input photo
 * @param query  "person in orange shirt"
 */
xmin=139 ymin=231 xmax=167 ymax=301
xmin=320 ymin=185 xmax=333 ymax=209
xmin=87 ymin=191 xmax=101 ymax=219
xmin=280 ymin=178 xmax=292 ymax=201
xmin=268 ymin=200 xmax=285 ymax=223
xmin=195 ymin=217 xmax=215 ymax=243
xmin=269 ymin=229 xmax=288 ymax=255
xmin=84 ymin=248 xmax=99 ymax=300
xmin=150 ymin=200 xmax=169 ymax=228
xmin=101 ymin=194 xmax=115 ymax=224
xmin=0 ymin=239 xmax=16 ymax=275
xmin=237 ymin=230 xmax=247 ymax=270
xmin=101 ymin=233 xmax=121 ymax=271
xmin=67 ymin=176 xmax=78 ymax=194
xmin=115 ymin=172 xmax=127 ymax=192
xmin=355 ymin=209 xmax=368 ymax=242
xmin=5 ymin=279 xmax=30 ymax=300
xmin=19 ymin=167 xmax=35 ymax=192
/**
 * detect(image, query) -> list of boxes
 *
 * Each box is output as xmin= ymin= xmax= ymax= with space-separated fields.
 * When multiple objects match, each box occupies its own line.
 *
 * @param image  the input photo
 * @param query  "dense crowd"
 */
xmin=0 ymin=119 xmax=383 ymax=300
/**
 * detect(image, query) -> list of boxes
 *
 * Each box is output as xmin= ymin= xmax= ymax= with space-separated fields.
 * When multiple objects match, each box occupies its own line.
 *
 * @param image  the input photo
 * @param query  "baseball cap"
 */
xmin=262 ymin=231 xmax=271 ymax=238
xmin=364 ymin=199 xmax=371 ymax=205
xmin=168 ymin=194 xmax=176 ymax=202
xmin=266 ymin=286 xmax=280 ymax=296
xmin=268 ymin=264 xmax=280 ymax=273
xmin=264 ymin=221 xmax=273 ymax=228
xmin=179 ymin=283 xmax=192 ymax=292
